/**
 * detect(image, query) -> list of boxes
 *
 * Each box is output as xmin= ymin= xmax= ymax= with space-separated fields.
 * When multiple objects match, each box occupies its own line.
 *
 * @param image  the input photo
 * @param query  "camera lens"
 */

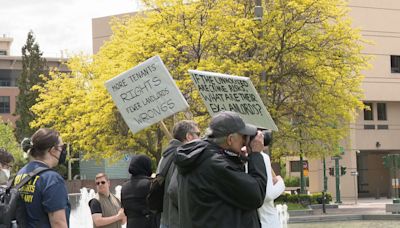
xmin=249 ymin=130 xmax=272 ymax=146
xmin=262 ymin=130 xmax=272 ymax=146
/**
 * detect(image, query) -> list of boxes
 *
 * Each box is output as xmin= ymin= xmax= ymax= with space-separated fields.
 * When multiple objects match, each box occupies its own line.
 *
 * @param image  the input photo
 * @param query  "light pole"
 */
xmin=334 ymin=156 xmax=342 ymax=203
xmin=299 ymin=143 xmax=306 ymax=194
xmin=67 ymin=143 xmax=79 ymax=181
xmin=322 ymin=157 xmax=327 ymax=213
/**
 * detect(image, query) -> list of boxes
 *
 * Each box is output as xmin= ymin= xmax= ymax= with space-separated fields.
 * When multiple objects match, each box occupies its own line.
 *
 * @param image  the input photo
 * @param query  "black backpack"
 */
xmin=147 ymin=155 xmax=175 ymax=212
xmin=0 ymin=167 xmax=50 ymax=228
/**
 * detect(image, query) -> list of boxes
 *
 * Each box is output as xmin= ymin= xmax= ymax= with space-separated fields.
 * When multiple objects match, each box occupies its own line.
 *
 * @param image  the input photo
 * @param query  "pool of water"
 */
xmin=289 ymin=220 xmax=400 ymax=228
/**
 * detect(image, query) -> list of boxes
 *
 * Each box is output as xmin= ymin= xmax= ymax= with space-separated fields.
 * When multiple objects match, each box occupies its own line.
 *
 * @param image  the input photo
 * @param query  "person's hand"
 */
xmin=116 ymin=208 xmax=125 ymax=220
xmin=249 ymin=130 xmax=264 ymax=153
xmin=273 ymin=176 xmax=278 ymax=185
xmin=273 ymin=175 xmax=283 ymax=185
xmin=240 ymin=146 xmax=248 ymax=157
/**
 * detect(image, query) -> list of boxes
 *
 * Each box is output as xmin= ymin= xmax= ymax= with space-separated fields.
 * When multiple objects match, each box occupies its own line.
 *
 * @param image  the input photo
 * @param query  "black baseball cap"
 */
xmin=209 ymin=111 xmax=257 ymax=137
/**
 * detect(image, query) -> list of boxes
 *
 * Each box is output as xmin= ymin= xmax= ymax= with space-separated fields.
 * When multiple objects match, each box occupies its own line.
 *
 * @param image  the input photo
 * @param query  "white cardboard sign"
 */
xmin=105 ymin=56 xmax=189 ymax=134
xmin=188 ymin=70 xmax=278 ymax=131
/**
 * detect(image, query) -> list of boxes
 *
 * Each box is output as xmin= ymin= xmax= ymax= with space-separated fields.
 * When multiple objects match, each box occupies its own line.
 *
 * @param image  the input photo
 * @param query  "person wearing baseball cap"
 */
xmin=175 ymin=111 xmax=267 ymax=228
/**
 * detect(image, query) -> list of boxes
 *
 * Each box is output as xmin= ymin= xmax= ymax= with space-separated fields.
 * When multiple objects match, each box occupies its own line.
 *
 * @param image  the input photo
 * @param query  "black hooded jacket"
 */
xmin=121 ymin=155 xmax=157 ymax=228
xmin=175 ymin=139 xmax=267 ymax=228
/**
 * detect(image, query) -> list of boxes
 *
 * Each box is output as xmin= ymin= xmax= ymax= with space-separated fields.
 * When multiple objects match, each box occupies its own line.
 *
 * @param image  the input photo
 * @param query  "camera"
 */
xmin=249 ymin=130 xmax=272 ymax=146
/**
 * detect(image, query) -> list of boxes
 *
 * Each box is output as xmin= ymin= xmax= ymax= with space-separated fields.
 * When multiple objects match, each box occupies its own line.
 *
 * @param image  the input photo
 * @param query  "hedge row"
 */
xmin=284 ymin=176 xmax=309 ymax=187
xmin=275 ymin=192 xmax=332 ymax=206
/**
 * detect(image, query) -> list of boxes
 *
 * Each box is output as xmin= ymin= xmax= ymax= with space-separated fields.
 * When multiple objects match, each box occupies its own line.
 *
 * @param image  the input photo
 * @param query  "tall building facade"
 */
xmin=0 ymin=35 xmax=68 ymax=125
xmin=92 ymin=0 xmax=400 ymax=201
xmin=307 ymin=0 xmax=400 ymax=200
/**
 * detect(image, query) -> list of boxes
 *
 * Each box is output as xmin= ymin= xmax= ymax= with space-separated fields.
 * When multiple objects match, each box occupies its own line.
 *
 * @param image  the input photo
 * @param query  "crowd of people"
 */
xmin=0 ymin=111 xmax=285 ymax=228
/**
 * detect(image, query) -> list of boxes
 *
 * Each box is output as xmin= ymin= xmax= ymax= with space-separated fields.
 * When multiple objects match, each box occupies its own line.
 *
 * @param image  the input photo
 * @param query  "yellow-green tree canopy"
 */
xmin=0 ymin=121 xmax=26 ymax=173
xmin=31 ymin=0 xmax=368 ymax=161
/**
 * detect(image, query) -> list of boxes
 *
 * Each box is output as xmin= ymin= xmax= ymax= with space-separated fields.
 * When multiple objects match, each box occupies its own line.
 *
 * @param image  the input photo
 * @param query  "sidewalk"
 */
xmin=289 ymin=198 xmax=400 ymax=224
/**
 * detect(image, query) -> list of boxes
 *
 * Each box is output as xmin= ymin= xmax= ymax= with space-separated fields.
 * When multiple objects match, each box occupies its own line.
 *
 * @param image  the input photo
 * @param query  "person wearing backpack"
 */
xmin=156 ymin=120 xmax=200 ymax=228
xmin=16 ymin=128 xmax=70 ymax=228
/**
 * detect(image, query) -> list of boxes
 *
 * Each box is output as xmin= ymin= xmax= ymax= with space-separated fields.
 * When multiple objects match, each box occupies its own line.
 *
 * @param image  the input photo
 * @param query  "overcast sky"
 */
xmin=0 ymin=0 xmax=141 ymax=57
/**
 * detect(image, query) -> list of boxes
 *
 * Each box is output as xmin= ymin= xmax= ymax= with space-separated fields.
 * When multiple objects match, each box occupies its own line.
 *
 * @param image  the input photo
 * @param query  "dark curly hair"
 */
xmin=0 ymin=148 xmax=14 ymax=165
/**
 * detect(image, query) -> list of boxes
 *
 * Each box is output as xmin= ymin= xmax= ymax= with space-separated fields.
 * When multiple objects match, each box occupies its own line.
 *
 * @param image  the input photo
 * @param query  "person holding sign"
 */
xmin=175 ymin=111 xmax=267 ymax=228
xmin=156 ymin=120 xmax=200 ymax=228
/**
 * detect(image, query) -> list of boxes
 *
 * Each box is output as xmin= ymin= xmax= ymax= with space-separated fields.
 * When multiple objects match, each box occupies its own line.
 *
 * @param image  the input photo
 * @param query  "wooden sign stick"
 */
xmin=159 ymin=120 xmax=173 ymax=140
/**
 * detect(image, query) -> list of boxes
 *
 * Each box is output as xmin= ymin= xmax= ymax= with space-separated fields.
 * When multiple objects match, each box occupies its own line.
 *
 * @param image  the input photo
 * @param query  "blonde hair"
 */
xmin=95 ymin=172 xmax=109 ymax=181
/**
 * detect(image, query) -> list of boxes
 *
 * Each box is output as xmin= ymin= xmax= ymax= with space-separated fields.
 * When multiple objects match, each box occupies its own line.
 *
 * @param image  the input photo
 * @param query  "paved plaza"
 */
xmin=288 ymin=198 xmax=400 ymax=227
xmin=289 ymin=220 xmax=400 ymax=228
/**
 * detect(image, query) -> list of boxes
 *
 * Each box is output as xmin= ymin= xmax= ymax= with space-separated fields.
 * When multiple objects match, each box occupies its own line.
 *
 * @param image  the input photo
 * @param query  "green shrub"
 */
xmin=275 ymin=193 xmax=290 ymax=204
xmin=287 ymin=194 xmax=299 ymax=203
xmin=275 ymin=192 xmax=333 ymax=207
xmin=284 ymin=176 xmax=309 ymax=187
xmin=310 ymin=192 xmax=332 ymax=204
xmin=284 ymin=176 xmax=299 ymax=187
xmin=298 ymin=194 xmax=311 ymax=206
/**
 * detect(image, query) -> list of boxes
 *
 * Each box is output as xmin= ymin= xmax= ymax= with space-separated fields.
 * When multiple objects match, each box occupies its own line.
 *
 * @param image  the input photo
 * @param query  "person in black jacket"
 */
xmin=121 ymin=154 xmax=157 ymax=228
xmin=156 ymin=120 xmax=200 ymax=228
xmin=175 ymin=111 xmax=267 ymax=228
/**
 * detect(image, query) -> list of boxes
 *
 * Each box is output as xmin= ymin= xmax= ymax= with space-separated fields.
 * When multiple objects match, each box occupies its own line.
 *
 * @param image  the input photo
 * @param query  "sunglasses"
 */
xmin=54 ymin=144 xmax=67 ymax=153
xmin=96 ymin=181 xmax=106 ymax=186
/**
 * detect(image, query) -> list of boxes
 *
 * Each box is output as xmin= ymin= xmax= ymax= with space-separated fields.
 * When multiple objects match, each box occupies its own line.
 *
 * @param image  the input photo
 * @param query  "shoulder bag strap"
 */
xmin=13 ymin=167 xmax=52 ymax=190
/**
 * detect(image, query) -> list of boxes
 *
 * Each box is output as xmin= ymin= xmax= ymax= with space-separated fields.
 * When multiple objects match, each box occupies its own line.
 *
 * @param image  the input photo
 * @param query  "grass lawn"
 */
xmin=286 ymin=203 xmax=308 ymax=210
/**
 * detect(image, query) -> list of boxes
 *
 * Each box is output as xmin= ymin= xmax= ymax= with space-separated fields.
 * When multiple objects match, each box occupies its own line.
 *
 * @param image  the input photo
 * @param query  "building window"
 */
xmin=0 ymin=80 xmax=11 ymax=87
xmin=290 ymin=160 xmax=308 ymax=172
xmin=377 ymin=103 xmax=387 ymax=120
xmin=0 ymin=96 xmax=10 ymax=113
xmin=0 ymin=50 xmax=6 ymax=56
xmin=391 ymin=55 xmax=400 ymax=73
xmin=363 ymin=103 xmax=373 ymax=120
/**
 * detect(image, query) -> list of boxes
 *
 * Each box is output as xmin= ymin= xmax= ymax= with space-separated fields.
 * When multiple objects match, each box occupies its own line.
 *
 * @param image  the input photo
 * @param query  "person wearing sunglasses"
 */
xmin=0 ymin=148 xmax=14 ymax=186
xmin=16 ymin=128 xmax=70 ymax=228
xmin=89 ymin=173 xmax=126 ymax=228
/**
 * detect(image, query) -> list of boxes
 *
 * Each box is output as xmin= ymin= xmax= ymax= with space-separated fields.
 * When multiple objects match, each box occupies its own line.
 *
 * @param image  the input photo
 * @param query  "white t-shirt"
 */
xmin=257 ymin=152 xmax=285 ymax=228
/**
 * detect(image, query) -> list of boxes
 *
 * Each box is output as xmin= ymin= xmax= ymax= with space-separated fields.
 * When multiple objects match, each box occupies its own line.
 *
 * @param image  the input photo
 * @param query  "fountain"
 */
xmin=276 ymin=203 xmax=289 ymax=228
xmin=69 ymin=187 xmax=95 ymax=227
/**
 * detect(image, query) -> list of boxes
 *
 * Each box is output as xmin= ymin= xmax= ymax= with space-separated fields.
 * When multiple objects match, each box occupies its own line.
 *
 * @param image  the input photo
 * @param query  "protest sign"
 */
xmin=105 ymin=56 xmax=189 ymax=134
xmin=188 ymin=70 xmax=278 ymax=131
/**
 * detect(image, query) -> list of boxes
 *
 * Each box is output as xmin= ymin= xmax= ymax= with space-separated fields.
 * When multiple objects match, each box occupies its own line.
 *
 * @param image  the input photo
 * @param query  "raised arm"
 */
xmin=214 ymin=152 xmax=267 ymax=210
xmin=262 ymin=153 xmax=285 ymax=201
